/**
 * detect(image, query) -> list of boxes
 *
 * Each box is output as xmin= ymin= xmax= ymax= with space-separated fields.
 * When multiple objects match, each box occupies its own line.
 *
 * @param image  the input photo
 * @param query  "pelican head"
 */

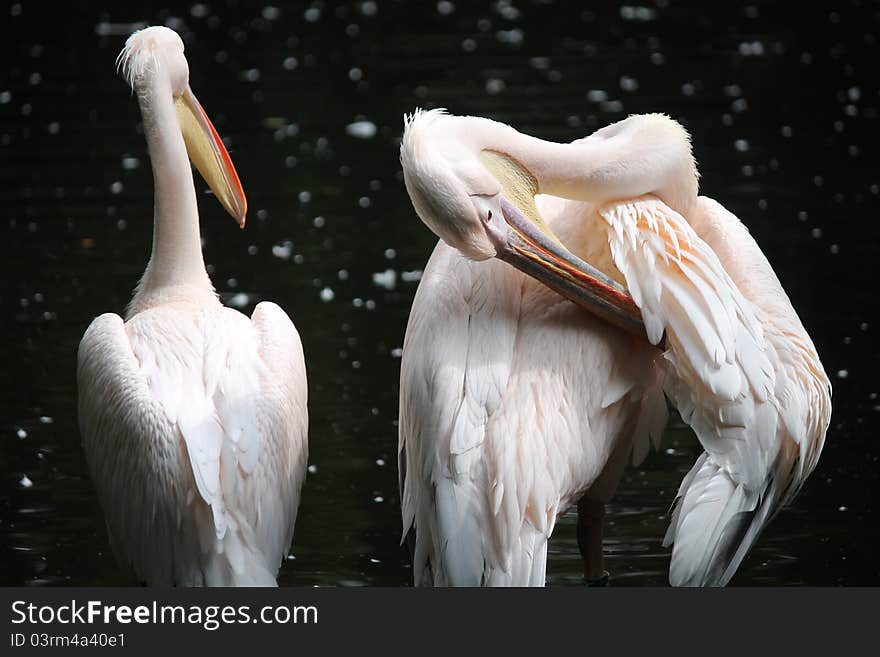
xmin=119 ymin=26 xmax=247 ymax=226
xmin=400 ymin=108 xmax=644 ymax=336
xmin=400 ymin=109 xmax=505 ymax=261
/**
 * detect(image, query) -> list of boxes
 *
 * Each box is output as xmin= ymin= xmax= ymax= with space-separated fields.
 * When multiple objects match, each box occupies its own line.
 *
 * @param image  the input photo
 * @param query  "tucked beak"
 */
xmin=477 ymin=150 xmax=645 ymax=338
xmin=174 ymin=86 xmax=247 ymax=227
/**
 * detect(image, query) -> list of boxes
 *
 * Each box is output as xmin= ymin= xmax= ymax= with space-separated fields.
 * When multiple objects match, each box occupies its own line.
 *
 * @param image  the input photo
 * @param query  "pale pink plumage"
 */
xmin=399 ymin=109 xmax=831 ymax=586
xmin=78 ymin=27 xmax=308 ymax=586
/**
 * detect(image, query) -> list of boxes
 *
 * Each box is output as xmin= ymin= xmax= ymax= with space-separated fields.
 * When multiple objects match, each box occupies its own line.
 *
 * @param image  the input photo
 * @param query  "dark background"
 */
xmin=1 ymin=0 xmax=878 ymax=586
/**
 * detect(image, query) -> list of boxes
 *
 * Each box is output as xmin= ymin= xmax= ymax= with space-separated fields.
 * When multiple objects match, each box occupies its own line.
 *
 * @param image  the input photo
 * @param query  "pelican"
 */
xmin=398 ymin=108 xmax=831 ymax=586
xmin=77 ymin=26 xmax=307 ymax=586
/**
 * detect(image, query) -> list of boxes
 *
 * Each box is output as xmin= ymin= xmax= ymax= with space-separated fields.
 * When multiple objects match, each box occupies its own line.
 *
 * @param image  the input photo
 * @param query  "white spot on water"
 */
xmin=240 ymin=68 xmax=261 ymax=82
xmin=372 ymin=269 xmax=397 ymax=290
xmin=496 ymin=29 xmax=523 ymax=46
xmin=496 ymin=2 xmax=519 ymax=19
xmin=530 ymin=57 xmax=550 ymax=70
xmin=272 ymin=241 xmax=293 ymax=260
xmin=738 ymin=41 xmax=765 ymax=56
xmin=601 ymin=100 xmax=624 ymax=113
xmin=319 ymin=287 xmax=335 ymax=302
xmin=723 ymin=84 xmax=742 ymax=97
xmin=485 ymin=78 xmax=505 ymax=95
xmin=228 ymin=293 xmax=250 ymax=308
xmin=620 ymin=76 xmax=638 ymax=92
xmin=94 ymin=20 xmax=147 ymax=36
xmin=346 ymin=120 xmax=377 ymax=139
xmin=437 ymin=1 xmax=455 ymax=16
xmin=620 ymin=5 xmax=656 ymax=21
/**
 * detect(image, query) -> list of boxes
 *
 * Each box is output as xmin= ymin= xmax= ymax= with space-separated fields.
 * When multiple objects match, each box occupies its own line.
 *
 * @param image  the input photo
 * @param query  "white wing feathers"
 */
xmin=78 ymin=302 xmax=307 ymax=586
xmin=398 ymin=248 xmax=506 ymax=585
xmin=629 ymin=352 xmax=668 ymax=467
xmin=600 ymin=196 xmax=830 ymax=586
xmin=399 ymin=242 xmax=665 ymax=586
xmin=79 ymin=313 xmax=193 ymax=585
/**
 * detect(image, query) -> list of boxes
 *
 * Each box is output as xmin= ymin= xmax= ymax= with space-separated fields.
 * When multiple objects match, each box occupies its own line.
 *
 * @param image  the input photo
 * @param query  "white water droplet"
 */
xmin=346 ymin=120 xmax=377 ymax=139
xmin=372 ymin=269 xmax=397 ymax=290
xmin=272 ymin=241 xmax=293 ymax=260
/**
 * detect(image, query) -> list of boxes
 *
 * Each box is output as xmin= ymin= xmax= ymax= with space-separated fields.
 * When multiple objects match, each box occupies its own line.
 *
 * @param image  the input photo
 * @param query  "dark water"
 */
xmin=2 ymin=0 xmax=878 ymax=586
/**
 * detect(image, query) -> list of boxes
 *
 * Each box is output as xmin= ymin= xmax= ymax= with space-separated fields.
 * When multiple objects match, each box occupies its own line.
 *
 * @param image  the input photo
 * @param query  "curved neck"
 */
xmin=454 ymin=113 xmax=699 ymax=218
xmin=129 ymin=74 xmax=212 ymax=315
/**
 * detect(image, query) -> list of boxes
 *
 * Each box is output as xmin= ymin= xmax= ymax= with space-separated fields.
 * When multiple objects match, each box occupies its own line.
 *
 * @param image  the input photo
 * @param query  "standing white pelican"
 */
xmin=77 ymin=26 xmax=307 ymax=586
xmin=398 ymin=108 xmax=831 ymax=586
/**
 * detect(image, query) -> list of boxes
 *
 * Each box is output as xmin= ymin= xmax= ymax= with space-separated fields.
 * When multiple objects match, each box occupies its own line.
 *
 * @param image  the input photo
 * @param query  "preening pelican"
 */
xmin=398 ymin=109 xmax=831 ymax=586
xmin=77 ymin=26 xmax=307 ymax=586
